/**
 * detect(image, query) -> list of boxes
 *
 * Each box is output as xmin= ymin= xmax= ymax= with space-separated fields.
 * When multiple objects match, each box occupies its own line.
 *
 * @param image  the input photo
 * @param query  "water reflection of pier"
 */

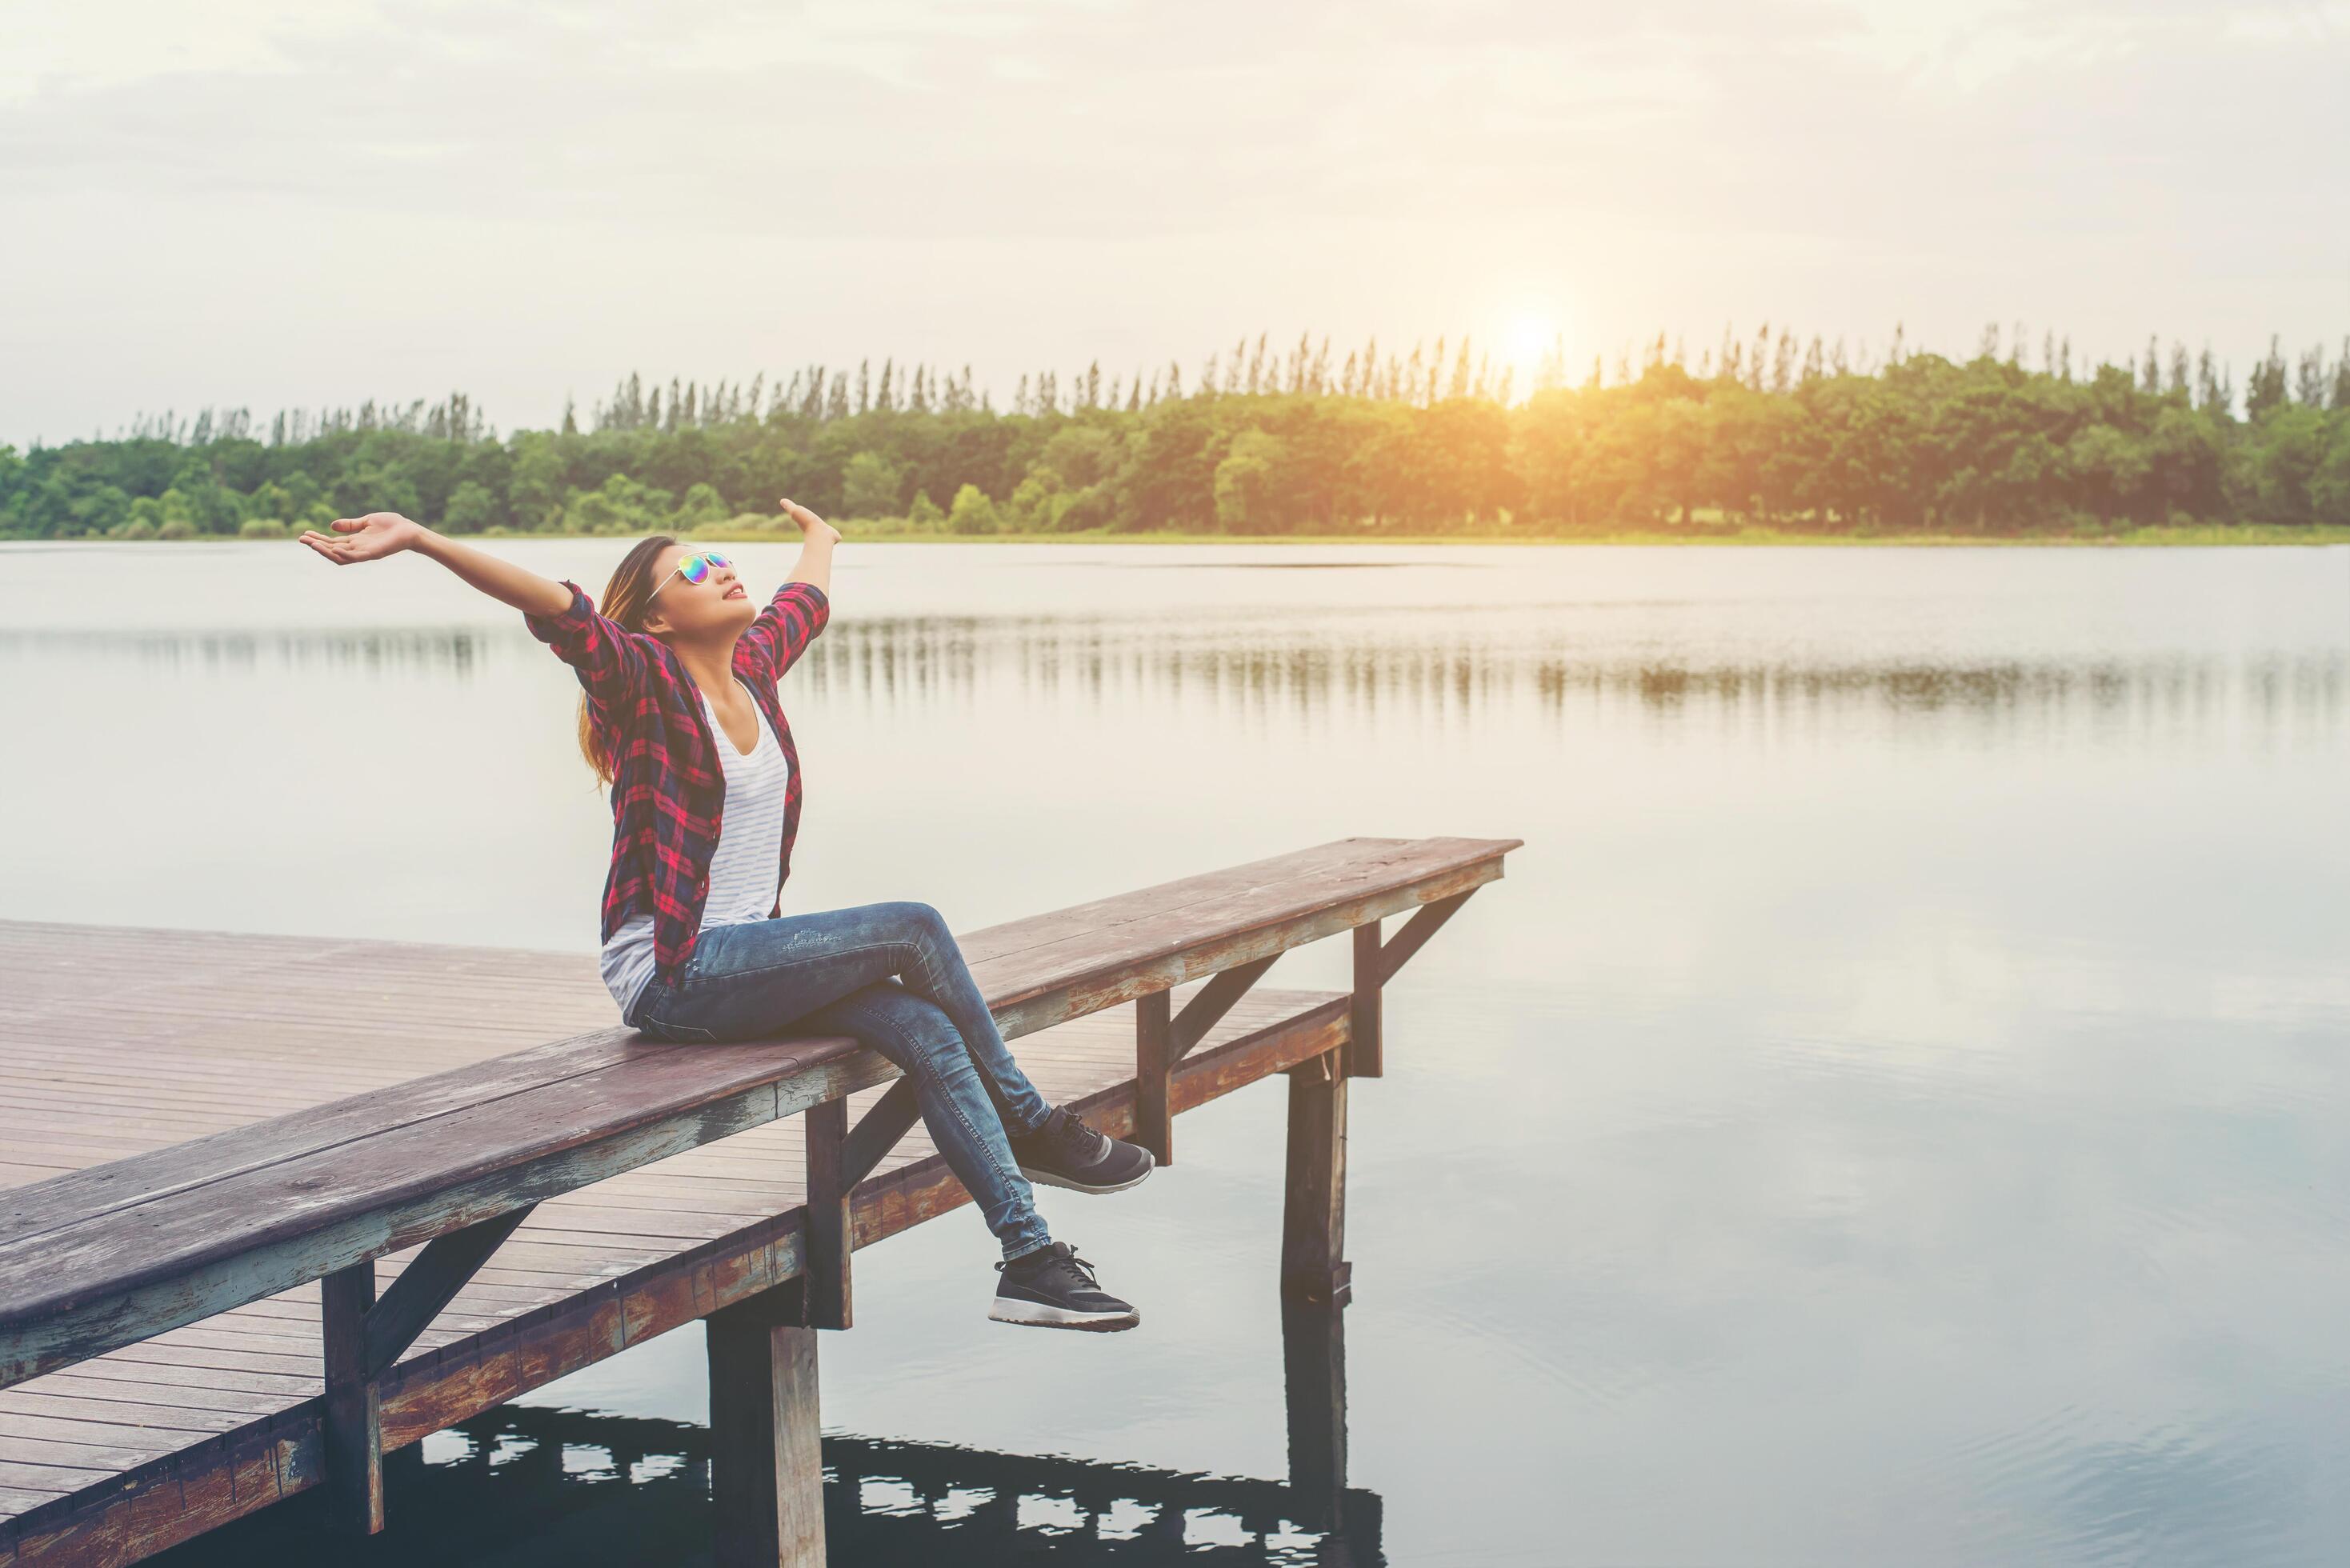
xmin=151 ymin=1294 xmax=1376 ymax=1566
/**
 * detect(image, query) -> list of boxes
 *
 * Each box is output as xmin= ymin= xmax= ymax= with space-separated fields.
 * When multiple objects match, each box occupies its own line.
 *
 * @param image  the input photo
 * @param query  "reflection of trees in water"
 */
xmin=16 ymin=619 xmax=2344 ymax=740
xmin=0 ymin=628 xmax=492 ymax=678
xmin=148 ymin=1404 xmax=1384 ymax=1566
xmin=797 ymin=621 xmax=2348 ymax=741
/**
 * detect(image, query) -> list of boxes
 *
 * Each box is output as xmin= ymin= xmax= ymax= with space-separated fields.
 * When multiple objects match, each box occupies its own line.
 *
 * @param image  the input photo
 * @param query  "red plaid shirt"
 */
xmin=525 ymin=576 xmax=830 ymax=989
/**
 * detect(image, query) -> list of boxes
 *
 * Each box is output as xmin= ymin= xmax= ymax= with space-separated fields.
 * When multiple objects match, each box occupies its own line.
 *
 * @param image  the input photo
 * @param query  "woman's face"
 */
xmin=642 ymin=544 xmax=757 ymax=641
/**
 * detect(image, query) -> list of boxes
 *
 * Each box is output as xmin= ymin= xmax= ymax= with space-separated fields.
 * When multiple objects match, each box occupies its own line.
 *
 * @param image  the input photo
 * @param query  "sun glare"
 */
xmin=1502 ymin=311 xmax=1563 ymax=394
xmin=1507 ymin=314 xmax=1558 ymax=363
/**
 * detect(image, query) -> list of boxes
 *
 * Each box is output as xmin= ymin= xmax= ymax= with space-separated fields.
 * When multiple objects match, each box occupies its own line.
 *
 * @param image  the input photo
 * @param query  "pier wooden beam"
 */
xmin=802 ymin=1077 xmax=923 ymax=1335
xmin=1135 ymin=988 xmax=1175 ymax=1165
xmin=803 ymin=1098 xmax=853 ymax=1330
xmin=1132 ymin=953 xmax=1283 ymax=1169
xmin=1344 ymin=888 xmax=1478 ymax=1078
xmin=1345 ymin=922 xmax=1383 ymax=1078
xmin=1280 ymin=1050 xmax=1350 ymax=1306
xmin=319 ymin=1260 xmax=383 ymax=1535
xmin=707 ymin=1279 xmax=826 ymax=1568
xmin=319 ymin=1206 xmax=536 ymax=1537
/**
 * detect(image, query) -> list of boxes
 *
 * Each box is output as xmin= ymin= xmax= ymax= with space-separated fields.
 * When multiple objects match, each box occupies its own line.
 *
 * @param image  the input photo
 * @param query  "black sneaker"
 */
xmin=990 ymin=1242 xmax=1139 ymax=1332
xmin=1007 ymin=1106 xmax=1155 ymax=1194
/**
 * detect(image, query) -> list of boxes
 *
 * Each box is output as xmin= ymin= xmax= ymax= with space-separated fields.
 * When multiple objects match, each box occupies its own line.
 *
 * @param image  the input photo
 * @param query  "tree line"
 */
xmin=6 ymin=327 xmax=2348 ymax=542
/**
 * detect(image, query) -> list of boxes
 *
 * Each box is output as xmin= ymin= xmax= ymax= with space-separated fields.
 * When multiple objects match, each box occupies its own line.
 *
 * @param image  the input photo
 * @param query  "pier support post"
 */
xmin=1135 ymin=988 xmax=1175 ymax=1165
xmin=1345 ymin=922 xmax=1383 ymax=1078
xmin=318 ymin=1210 xmax=535 ymax=1535
xmin=319 ymin=1260 xmax=384 ymax=1535
xmin=707 ymin=1279 xmax=827 ymax=1568
xmin=803 ymin=1097 xmax=853 ymax=1330
xmin=1280 ymin=1050 xmax=1350 ymax=1306
xmin=1279 ymin=1045 xmax=1351 ymax=1528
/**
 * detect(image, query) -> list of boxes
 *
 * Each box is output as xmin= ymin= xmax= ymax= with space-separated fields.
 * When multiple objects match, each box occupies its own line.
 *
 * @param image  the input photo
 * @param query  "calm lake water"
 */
xmin=3 ymin=539 xmax=2348 ymax=1566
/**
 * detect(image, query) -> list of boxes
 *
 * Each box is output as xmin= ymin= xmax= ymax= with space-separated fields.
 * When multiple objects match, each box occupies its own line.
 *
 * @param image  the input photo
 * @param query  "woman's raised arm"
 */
xmin=739 ymin=498 xmax=842 ymax=679
xmin=300 ymin=512 xmax=574 ymax=618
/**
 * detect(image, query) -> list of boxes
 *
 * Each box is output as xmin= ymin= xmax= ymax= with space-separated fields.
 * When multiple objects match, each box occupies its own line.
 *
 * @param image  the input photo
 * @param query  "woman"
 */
xmin=300 ymin=501 xmax=1152 ymax=1331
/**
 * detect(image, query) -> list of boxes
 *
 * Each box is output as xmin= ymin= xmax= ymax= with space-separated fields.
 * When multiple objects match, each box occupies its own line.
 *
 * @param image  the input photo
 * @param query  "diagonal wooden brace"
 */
xmin=1173 ymin=953 xmax=1282 ymax=1063
xmin=1134 ymin=953 xmax=1281 ymax=1166
xmin=321 ymin=1205 xmax=534 ymax=1534
xmin=364 ymin=1207 xmax=534 ymax=1377
xmin=1344 ymin=889 xmax=1478 ymax=1078
xmin=842 ymin=1078 xmax=921 ymax=1190
xmin=803 ymin=1078 xmax=923 ymax=1332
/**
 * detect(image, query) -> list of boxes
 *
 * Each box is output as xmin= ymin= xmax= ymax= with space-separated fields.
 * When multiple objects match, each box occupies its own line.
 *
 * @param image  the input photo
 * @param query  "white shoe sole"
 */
xmin=988 ymin=1298 xmax=1140 ymax=1332
xmin=1015 ymin=1151 xmax=1156 ymax=1194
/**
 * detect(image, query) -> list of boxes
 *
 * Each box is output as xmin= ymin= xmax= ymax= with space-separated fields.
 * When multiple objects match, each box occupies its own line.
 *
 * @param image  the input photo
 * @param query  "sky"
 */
xmin=2 ymin=0 xmax=2344 ymax=445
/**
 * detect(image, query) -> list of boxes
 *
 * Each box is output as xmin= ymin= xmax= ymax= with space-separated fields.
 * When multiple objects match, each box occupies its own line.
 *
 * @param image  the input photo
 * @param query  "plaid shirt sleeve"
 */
xmin=737 ymin=580 xmax=831 ymax=681
xmin=522 ymin=579 xmax=655 ymax=714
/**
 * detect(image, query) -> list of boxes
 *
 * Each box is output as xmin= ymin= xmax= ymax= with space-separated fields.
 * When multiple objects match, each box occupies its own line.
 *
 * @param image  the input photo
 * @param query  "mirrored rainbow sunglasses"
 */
xmin=660 ymin=550 xmax=731 ymax=592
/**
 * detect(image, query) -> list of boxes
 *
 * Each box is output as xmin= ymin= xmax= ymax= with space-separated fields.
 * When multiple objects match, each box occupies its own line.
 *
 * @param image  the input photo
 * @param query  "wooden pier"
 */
xmin=0 ymin=836 xmax=1518 ymax=1566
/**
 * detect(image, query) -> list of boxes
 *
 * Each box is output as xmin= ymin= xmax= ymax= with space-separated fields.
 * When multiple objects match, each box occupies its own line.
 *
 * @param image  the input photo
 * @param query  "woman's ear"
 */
xmin=639 ymin=603 xmax=672 ymax=637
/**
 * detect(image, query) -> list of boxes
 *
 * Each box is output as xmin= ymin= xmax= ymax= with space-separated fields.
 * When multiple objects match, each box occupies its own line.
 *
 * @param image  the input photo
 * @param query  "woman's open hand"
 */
xmin=300 ymin=512 xmax=426 ymax=566
xmin=779 ymin=498 xmax=840 ymax=547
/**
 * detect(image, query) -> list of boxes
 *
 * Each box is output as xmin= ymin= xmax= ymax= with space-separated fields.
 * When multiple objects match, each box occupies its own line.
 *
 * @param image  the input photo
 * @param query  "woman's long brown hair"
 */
xmin=578 ymin=534 xmax=677 ymax=785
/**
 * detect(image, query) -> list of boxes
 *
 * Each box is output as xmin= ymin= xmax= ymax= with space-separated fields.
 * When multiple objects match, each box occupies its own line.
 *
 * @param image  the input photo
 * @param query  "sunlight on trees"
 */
xmin=8 ymin=330 xmax=2349 ymax=542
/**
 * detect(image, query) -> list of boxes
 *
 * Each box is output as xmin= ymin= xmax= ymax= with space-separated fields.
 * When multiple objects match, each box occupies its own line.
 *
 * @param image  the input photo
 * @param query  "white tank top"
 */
xmin=599 ymin=678 xmax=791 ymax=1014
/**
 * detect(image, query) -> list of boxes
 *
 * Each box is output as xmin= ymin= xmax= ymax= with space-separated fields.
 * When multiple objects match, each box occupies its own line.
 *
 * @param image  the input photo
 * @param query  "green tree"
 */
xmin=840 ymin=450 xmax=904 ymax=518
xmin=441 ymin=481 xmax=499 ymax=533
xmin=506 ymin=438 xmax=566 ymax=531
xmin=947 ymin=482 xmax=1000 ymax=534
xmin=671 ymin=482 xmax=729 ymax=530
xmin=248 ymin=481 xmax=298 ymax=525
xmin=1213 ymin=430 xmax=1287 ymax=531
xmin=564 ymin=474 xmax=674 ymax=534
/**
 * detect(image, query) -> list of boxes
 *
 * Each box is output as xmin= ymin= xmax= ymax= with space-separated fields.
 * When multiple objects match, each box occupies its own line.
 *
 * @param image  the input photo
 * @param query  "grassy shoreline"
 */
xmin=713 ymin=522 xmax=2350 ymax=548
xmin=38 ymin=522 xmax=2350 ymax=548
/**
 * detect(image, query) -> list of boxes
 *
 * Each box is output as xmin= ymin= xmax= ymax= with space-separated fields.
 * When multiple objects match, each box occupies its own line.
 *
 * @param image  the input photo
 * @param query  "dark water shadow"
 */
xmin=144 ymin=1407 xmax=1382 ymax=1567
xmin=150 ymin=1300 xmax=1376 ymax=1566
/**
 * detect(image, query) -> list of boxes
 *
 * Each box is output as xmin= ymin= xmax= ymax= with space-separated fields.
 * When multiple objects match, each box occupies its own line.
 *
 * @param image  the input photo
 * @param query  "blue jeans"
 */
xmin=626 ymin=900 xmax=1055 ymax=1260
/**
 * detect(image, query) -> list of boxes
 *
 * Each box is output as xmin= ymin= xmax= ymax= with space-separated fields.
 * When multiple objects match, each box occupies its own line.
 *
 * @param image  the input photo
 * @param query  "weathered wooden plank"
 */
xmin=0 ymin=1031 xmax=842 ymax=1243
xmin=0 ymin=837 xmax=1510 ymax=1254
xmin=0 ymin=823 xmax=1504 ymax=1561
xmin=975 ymin=836 xmax=1516 ymax=1036
xmin=0 ymin=985 xmax=1351 ymax=1554
xmin=0 ymin=1049 xmax=896 ymax=1388
xmin=0 ymin=1415 xmax=207 ymax=1452
xmin=0 ymin=835 xmax=1517 ymax=1398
